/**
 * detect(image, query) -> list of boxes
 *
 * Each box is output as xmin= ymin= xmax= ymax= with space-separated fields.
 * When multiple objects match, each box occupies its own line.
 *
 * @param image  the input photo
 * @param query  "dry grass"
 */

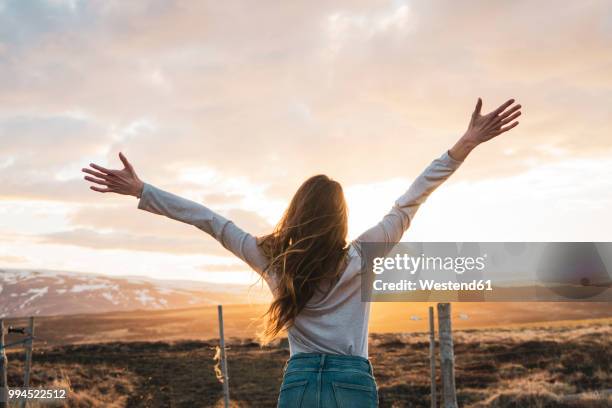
xmin=3 ymin=319 xmax=610 ymax=407
xmin=368 ymin=320 xmax=611 ymax=407
xmin=6 ymin=361 xmax=135 ymax=408
xmin=5 ymin=303 xmax=611 ymax=348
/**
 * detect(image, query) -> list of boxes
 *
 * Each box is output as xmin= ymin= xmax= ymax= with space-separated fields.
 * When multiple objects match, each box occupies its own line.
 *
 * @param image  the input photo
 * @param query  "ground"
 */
xmin=4 ymin=319 xmax=611 ymax=407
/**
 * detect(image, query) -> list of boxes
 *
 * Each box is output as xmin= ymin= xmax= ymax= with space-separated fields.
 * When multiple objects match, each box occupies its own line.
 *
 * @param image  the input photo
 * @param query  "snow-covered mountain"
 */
xmin=0 ymin=269 xmax=269 ymax=318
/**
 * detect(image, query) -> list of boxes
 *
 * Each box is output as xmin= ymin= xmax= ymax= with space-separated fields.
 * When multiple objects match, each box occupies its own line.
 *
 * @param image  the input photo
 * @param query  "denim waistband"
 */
xmin=285 ymin=353 xmax=373 ymax=375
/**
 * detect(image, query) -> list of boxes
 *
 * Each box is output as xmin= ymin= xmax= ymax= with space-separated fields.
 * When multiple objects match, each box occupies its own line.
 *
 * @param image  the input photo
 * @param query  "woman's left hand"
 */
xmin=450 ymin=98 xmax=522 ymax=161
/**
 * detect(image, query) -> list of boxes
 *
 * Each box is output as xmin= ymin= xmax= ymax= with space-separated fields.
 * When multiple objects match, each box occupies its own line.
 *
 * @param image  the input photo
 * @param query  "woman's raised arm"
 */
xmin=82 ymin=153 xmax=270 ymax=279
xmin=354 ymin=98 xmax=521 ymax=248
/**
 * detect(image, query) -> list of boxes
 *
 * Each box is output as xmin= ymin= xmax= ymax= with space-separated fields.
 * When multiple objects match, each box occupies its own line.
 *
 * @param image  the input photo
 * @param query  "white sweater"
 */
xmin=138 ymin=150 xmax=462 ymax=358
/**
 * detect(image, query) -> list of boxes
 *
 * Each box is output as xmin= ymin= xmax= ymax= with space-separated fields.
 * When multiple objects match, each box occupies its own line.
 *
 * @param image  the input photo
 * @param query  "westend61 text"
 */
xmin=373 ymin=279 xmax=493 ymax=292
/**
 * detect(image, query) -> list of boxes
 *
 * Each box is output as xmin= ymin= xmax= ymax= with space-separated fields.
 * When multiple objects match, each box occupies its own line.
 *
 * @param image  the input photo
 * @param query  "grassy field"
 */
xmin=4 ymin=301 xmax=612 ymax=347
xmin=3 ymin=317 xmax=611 ymax=407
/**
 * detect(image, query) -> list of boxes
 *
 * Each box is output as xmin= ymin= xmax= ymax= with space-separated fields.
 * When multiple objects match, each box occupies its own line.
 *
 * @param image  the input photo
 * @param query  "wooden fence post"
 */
xmin=437 ymin=303 xmax=458 ymax=408
xmin=217 ymin=305 xmax=230 ymax=408
xmin=0 ymin=319 xmax=8 ymax=408
xmin=19 ymin=317 xmax=35 ymax=408
xmin=429 ymin=306 xmax=437 ymax=408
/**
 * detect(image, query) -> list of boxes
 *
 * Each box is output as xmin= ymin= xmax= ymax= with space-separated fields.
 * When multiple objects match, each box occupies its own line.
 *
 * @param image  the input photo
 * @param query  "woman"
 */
xmin=83 ymin=98 xmax=521 ymax=407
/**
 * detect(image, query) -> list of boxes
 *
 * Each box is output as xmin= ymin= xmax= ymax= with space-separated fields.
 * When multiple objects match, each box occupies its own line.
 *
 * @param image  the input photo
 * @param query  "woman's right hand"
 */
xmin=82 ymin=152 xmax=144 ymax=198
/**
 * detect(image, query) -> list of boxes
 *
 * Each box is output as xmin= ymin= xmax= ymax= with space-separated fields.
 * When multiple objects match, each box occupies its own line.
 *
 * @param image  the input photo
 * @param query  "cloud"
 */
xmin=0 ymin=175 xmax=92 ymax=202
xmin=39 ymin=228 xmax=226 ymax=255
xmin=198 ymin=263 xmax=250 ymax=273
xmin=0 ymin=114 xmax=107 ymax=163
xmin=0 ymin=113 xmax=113 ymax=202
xmin=68 ymin=201 xmax=273 ymax=235
xmin=1 ymin=0 xmax=610 ymax=204
xmin=1 ymin=0 xmax=611 ymax=280
xmin=36 ymin=200 xmax=274 ymax=255
xmin=0 ymin=0 xmax=88 ymax=49
xmin=0 ymin=255 xmax=27 ymax=264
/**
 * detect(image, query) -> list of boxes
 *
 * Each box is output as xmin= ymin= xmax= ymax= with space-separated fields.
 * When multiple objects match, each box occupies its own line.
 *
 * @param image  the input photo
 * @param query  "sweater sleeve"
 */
xmin=137 ymin=183 xmax=271 ymax=279
xmin=353 ymin=150 xmax=463 ymax=249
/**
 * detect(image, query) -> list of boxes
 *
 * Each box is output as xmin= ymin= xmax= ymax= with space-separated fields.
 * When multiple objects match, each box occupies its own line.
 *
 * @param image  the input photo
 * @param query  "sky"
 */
xmin=1 ymin=0 xmax=611 ymax=285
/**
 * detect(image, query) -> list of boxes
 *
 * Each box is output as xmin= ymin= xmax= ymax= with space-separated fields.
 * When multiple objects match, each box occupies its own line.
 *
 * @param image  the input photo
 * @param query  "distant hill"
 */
xmin=2 ymin=300 xmax=611 ymax=348
xmin=0 ymin=269 xmax=270 ymax=318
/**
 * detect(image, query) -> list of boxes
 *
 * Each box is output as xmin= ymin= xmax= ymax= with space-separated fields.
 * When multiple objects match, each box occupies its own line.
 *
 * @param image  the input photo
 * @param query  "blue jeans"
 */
xmin=277 ymin=353 xmax=378 ymax=408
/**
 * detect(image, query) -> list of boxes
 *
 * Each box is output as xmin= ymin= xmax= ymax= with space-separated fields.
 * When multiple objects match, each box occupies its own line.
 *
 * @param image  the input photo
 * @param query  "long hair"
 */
xmin=258 ymin=174 xmax=349 ymax=342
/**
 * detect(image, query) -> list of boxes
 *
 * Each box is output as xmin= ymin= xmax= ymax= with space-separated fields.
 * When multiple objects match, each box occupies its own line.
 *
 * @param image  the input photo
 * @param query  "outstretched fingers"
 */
xmin=490 ymin=98 xmax=515 ymax=116
xmin=118 ymin=152 xmax=134 ymax=172
xmin=472 ymin=97 xmax=483 ymax=117
xmin=489 ymin=103 xmax=521 ymax=128
xmin=83 ymin=170 xmax=119 ymax=193
xmin=90 ymin=186 xmax=113 ymax=193
xmin=498 ymin=103 xmax=521 ymax=119
xmin=89 ymin=163 xmax=114 ymax=175
xmin=84 ymin=175 xmax=111 ymax=186
xmin=499 ymin=110 xmax=522 ymax=126
xmin=82 ymin=167 xmax=110 ymax=179
xmin=492 ymin=121 xmax=520 ymax=136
